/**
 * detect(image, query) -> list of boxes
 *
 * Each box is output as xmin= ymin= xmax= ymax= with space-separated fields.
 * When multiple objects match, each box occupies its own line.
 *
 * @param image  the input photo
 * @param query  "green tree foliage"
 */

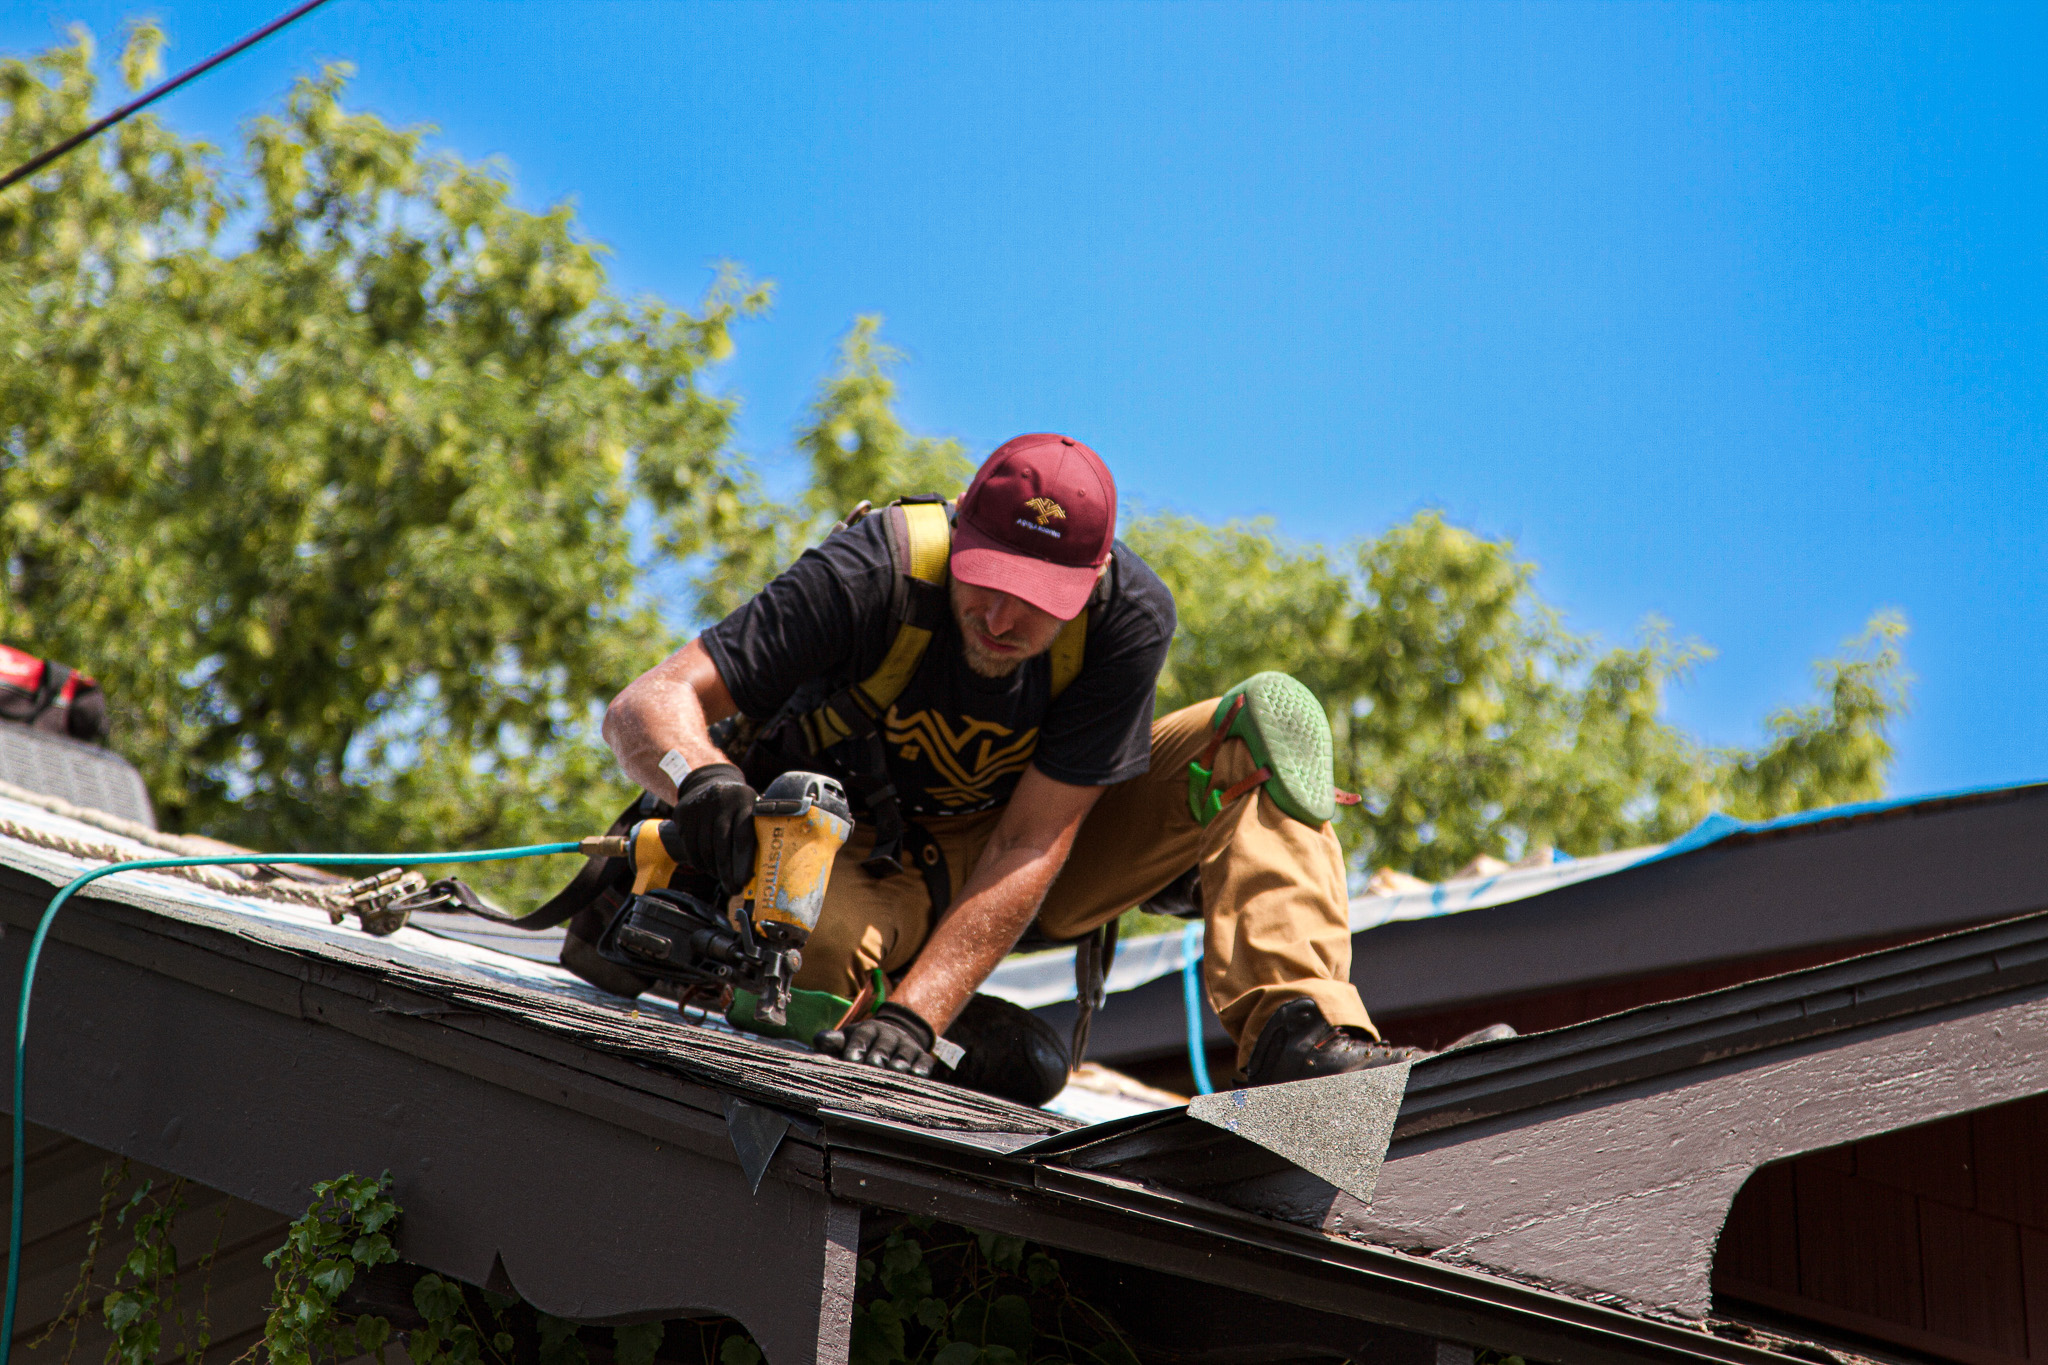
xmin=0 ymin=27 xmax=761 ymax=900
xmin=1129 ymin=512 xmax=1909 ymax=880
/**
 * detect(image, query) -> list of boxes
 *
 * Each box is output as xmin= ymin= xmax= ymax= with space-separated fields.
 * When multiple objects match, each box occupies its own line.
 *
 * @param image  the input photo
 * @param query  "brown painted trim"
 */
xmin=1717 ymin=1282 xmax=2024 ymax=1365
xmin=1377 ymin=929 xmax=1971 ymax=1052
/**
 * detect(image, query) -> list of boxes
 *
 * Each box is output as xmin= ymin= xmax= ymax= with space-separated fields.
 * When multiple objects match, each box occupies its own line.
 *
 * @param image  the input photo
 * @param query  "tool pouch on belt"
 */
xmin=1187 ymin=671 xmax=1358 ymax=828
xmin=1070 ymin=916 xmax=1119 ymax=1065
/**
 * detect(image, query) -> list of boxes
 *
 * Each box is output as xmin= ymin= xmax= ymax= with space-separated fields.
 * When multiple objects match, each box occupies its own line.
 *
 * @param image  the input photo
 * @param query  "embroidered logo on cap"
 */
xmin=1021 ymin=496 xmax=1068 ymax=534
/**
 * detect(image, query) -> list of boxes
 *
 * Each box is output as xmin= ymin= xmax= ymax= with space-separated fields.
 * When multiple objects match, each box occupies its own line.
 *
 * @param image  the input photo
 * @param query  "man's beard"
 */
xmin=955 ymin=607 xmax=1047 ymax=678
xmin=960 ymin=624 xmax=1028 ymax=678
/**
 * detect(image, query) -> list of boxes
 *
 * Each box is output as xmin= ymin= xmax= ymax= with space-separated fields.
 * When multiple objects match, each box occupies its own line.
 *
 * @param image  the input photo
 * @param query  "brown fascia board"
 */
xmin=1336 ymin=976 xmax=2048 ymax=1325
xmin=1045 ymin=910 xmax=2048 ymax=1326
xmin=0 ymin=864 xmax=1801 ymax=1365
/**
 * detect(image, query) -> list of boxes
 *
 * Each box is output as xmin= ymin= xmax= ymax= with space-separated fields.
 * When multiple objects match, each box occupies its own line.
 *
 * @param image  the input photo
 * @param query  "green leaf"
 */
xmin=357 ymin=1314 xmax=393 ymax=1350
xmin=951 ymin=1295 xmax=989 ymax=1345
xmin=932 ymin=1343 xmax=981 ymax=1365
xmin=974 ymin=1233 xmax=1025 ymax=1272
xmin=987 ymin=1296 xmax=1034 ymax=1353
xmin=849 ymin=1311 xmax=904 ymax=1365
xmin=612 ymin=1320 xmax=664 ymax=1365
xmin=881 ymin=1236 xmax=922 ymax=1279
xmin=415 ymin=1272 xmax=466 ymax=1326
xmin=353 ymin=1231 xmax=395 ymax=1264
xmin=914 ymin=1297 xmax=949 ymax=1331
xmin=858 ymin=1302 xmax=907 ymax=1359
xmin=538 ymin=1315 xmax=590 ymax=1365
xmin=103 ymin=1291 xmax=141 ymax=1332
xmin=719 ymin=1335 xmax=764 ymax=1365
xmin=310 ymin=1256 xmax=356 ymax=1298
xmin=1024 ymin=1254 xmax=1060 ymax=1289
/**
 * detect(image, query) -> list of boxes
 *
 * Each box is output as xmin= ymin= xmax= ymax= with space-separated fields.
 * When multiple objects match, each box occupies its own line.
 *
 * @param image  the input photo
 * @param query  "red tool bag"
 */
xmin=0 ymin=643 xmax=109 ymax=742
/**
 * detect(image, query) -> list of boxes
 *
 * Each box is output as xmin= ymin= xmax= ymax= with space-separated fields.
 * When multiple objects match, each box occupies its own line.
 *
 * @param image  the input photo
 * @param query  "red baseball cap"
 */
xmin=950 ymin=433 xmax=1116 ymax=621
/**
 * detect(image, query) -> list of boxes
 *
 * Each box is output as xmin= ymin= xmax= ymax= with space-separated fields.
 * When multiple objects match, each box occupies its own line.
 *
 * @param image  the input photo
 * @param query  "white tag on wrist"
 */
xmin=932 ymin=1037 xmax=966 ymax=1070
xmin=658 ymin=749 xmax=693 ymax=790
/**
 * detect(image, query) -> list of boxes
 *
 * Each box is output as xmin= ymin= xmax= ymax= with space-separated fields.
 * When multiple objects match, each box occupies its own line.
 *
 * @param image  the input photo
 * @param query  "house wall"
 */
xmin=1715 ymin=1092 xmax=2048 ymax=1365
xmin=4 ymin=1122 xmax=287 ymax=1363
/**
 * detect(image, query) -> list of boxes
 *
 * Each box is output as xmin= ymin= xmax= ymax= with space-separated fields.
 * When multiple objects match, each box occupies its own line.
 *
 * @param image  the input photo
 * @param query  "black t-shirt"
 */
xmin=701 ymin=513 xmax=1176 ymax=817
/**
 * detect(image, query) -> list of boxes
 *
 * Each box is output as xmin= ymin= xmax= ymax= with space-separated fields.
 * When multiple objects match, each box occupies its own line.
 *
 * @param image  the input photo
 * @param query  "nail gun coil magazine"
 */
xmin=599 ymin=884 xmax=754 ymax=979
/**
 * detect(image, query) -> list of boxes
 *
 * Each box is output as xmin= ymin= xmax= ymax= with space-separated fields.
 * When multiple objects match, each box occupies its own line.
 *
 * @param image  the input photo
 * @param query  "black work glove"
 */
xmin=813 ymin=1002 xmax=939 ymax=1077
xmin=662 ymin=763 xmax=758 ymax=893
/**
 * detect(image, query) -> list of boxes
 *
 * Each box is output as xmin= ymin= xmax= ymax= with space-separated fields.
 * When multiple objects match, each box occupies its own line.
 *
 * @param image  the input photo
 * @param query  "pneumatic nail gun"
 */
xmin=582 ymin=771 xmax=853 ymax=1026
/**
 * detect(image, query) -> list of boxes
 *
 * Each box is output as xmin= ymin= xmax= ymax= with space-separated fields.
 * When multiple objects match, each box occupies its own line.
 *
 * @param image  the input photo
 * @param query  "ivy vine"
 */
xmin=245 ymin=1171 xmax=400 ymax=1365
xmin=35 ymin=1170 xmax=1147 ymax=1365
xmin=28 ymin=1161 xmax=230 ymax=1365
xmin=850 ymin=1220 xmax=1136 ymax=1365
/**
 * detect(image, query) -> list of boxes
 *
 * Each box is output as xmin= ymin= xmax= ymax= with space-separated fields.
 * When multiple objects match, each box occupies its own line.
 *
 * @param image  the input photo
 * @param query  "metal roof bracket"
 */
xmin=723 ymin=1095 xmax=791 ymax=1194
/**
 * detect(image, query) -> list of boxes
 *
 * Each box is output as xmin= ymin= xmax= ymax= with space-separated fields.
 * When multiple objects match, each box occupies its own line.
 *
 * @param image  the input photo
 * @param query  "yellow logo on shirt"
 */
xmin=885 ymin=708 xmax=1040 ymax=808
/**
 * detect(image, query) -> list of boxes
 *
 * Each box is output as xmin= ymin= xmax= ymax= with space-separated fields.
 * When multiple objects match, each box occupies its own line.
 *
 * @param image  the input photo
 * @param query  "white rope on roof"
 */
xmin=0 ymin=812 xmax=347 ymax=912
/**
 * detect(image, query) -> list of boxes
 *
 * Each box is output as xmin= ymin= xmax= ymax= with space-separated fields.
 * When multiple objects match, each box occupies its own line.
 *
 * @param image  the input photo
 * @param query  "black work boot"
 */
xmin=938 ymin=993 xmax=1071 ymax=1107
xmin=1245 ymin=997 xmax=1424 ymax=1087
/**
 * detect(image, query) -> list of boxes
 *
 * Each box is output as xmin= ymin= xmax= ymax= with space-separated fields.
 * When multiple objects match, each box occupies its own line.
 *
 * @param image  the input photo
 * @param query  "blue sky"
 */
xmin=9 ymin=1 xmax=2045 ymax=796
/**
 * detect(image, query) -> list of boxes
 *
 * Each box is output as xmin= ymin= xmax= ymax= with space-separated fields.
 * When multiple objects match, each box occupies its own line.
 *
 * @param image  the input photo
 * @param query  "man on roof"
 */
xmin=596 ymin=434 xmax=1404 ymax=1102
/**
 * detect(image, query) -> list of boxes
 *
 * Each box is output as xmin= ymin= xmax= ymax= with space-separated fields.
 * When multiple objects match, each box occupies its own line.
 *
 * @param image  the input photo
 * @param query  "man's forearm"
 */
xmin=602 ymin=638 xmax=739 ymax=803
xmin=891 ymin=838 xmax=1066 ymax=1035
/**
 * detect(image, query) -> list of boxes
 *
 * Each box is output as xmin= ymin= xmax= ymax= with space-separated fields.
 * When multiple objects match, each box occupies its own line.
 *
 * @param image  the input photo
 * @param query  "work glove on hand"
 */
xmin=813 ymin=1002 xmax=939 ymax=1077
xmin=662 ymin=763 xmax=758 ymax=892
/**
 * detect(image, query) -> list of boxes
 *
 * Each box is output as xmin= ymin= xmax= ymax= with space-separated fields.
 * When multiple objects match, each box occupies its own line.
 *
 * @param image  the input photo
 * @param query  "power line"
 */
xmin=0 ymin=0 xmax=340 ymax=196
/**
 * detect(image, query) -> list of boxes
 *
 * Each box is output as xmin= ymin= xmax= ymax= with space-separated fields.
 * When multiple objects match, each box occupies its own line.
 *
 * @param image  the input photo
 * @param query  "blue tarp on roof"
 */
xmin=1644 ymin=778 xmax=2048 ymax=864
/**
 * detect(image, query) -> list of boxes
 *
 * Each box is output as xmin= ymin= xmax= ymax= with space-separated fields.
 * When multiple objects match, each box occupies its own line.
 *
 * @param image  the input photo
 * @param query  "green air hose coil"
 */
xmin=2 ymin=841 xmax=581 ymax=1365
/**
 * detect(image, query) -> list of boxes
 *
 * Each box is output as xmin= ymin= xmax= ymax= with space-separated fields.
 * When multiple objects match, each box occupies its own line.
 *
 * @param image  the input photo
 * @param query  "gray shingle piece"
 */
xmin=1188 ymin=1062 xmax=1409 ymax=1203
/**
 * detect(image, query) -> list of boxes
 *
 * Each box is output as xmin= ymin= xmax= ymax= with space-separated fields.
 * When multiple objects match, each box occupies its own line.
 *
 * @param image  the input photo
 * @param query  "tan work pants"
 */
xmin=792 ymin=699 xmax=1376 ymax=1070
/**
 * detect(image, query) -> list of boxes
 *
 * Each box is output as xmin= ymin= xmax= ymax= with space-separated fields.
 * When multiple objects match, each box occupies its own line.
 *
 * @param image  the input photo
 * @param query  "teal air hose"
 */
xmin=1180 ymin=920 xmax=1215 ymax=1096
xmin=2 ymin=841 xmax=579 ymax=1365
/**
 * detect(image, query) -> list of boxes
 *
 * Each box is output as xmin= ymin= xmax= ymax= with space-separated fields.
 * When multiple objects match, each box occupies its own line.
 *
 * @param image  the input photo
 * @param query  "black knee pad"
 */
xmin=939 ymin=993 xmax=1070 ymax=1107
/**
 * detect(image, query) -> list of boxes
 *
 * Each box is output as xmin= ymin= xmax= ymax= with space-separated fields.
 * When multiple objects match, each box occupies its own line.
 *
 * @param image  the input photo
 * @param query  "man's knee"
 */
xmin=1190 ymin=672 xmax=1343 ymax=830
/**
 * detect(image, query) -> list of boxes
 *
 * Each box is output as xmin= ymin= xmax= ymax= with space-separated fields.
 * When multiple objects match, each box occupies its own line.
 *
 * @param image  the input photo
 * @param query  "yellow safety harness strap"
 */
xmin=1049 ymin=612 xmax=1086 ymax=698
xmin=804 ymin=500 xmax=955 ymax=748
